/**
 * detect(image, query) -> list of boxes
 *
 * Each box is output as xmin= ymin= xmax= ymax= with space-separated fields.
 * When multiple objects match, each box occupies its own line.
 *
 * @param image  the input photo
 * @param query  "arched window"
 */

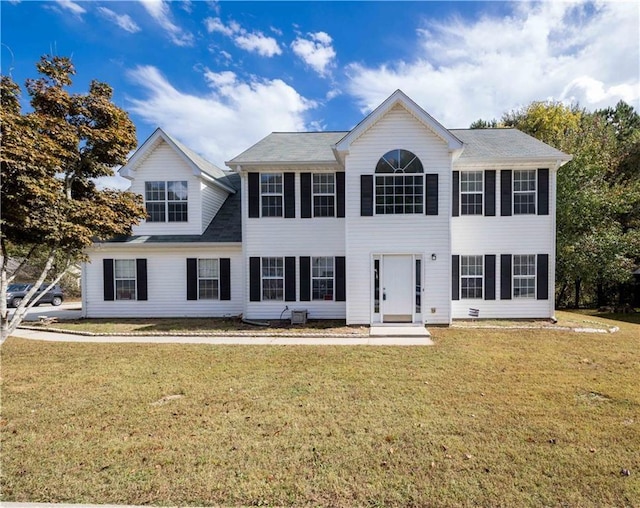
xmin=375 ymin=149 xmax=424 ymax=214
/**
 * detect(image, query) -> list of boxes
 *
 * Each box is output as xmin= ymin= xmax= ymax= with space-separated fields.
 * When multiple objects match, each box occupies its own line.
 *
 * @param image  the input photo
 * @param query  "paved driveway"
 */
xmin=9 ymin=301 xmax=83 ymax=322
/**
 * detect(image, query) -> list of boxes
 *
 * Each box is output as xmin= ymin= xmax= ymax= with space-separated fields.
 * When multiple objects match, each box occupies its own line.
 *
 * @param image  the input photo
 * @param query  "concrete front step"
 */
xmin=369 ymin=325 xmax=431 ymax=338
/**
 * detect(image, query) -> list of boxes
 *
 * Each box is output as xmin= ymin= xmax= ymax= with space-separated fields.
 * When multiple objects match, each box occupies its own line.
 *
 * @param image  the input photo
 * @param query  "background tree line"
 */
xmin=471 ymin=101 xmax=640 ymax=309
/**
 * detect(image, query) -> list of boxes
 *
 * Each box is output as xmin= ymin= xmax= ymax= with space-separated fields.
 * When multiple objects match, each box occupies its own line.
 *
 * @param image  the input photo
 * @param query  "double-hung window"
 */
xmin=198 ymin=259 xmax=219 ymax=300
xmin=375 ymin=149 xmax=424 ymax=214
xmin=513 ymin=254 xmax=536 ymax=298
xmin=461 ymin=255 xmax=483 ymax=299
xmin=114 ymin=259 xmax=136 ymax=300
xmin=262 ymin=257 xmax=284 ymax=300
xmin=312 ymin=257 xmax=334 ymax=300
xmin=460 ymin=171 xmax=483 ymax=215
xmin=313 ymin=174 xmax=335 ymax=217
xmin=513 ymin=170 xmax=536 ymax=214
xmin=145 ymin=181 xmax=188 ymax=222
xmin=261 ymin=173 xmax=283 ymax=217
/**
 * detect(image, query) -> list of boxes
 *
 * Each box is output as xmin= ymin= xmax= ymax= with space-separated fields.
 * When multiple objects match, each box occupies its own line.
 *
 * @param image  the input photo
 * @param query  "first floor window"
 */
xmin=313 ymin=173 xmax=335 ymax=217
xmin=461 ymin=255 xmax=483 ymax=299
xmin=262 ymin=257 xmax=284 ymax=300
xmin=145 ymin=180 xmax=188 ymax=222
xmin=513 ymin=170 xmax=536 ymax=214
xmin=513 ymin=254 xmax=536 ymax=298
xmin=261 ymin=173 xmax=283 ymax=217
xmin=198 ymin=259 xmax=219 ymax=299
xmin=114 ymin=259 xmax=136 ymax=300
xmin=312 ymin=257 xmax=334 ymax=300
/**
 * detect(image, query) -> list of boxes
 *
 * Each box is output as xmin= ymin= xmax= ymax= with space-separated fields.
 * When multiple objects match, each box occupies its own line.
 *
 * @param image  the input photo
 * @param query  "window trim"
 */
xmin=311 ymin=256 xmax=335 ymax=301
xmin=374 ymin=149 xmax=424 ymax=215
xmin=260 ymin=173 xmax=284 ymax=218
xmin=460 ymin=171 xmax=483 ymax=216
xmin=114 ymin=259 xmax=137 ymax=301
xmin=312 ymin=173 xmax=336 ymax=217
xmin=460 ymin=255 xmax=483 ymax=299
xmin=261 ymin=257 xmax=284 ymax=301
xmin=197 ymin=258 xmax=220 ymax=300
xmin=513 ymin=254 xmax=536 ymax=299
xmin=144 ymin=180 xmax=188 ymax=223
xmin=513 ymin=170 xmax=537 ymax=215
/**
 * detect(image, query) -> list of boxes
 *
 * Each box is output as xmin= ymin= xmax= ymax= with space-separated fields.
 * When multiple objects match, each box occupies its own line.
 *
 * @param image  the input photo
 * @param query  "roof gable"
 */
xmin=120 ymin=128 xmax=235 ymax=193
xmin=334 ymin=90 xmax=463 ymax=153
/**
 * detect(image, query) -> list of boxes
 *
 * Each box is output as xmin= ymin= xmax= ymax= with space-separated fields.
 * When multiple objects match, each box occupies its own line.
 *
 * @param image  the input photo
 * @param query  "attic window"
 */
xmin=145 ymin=181 xmax=188 ymax=222
xmin=374 ymin=149 xmax=424 ymax=214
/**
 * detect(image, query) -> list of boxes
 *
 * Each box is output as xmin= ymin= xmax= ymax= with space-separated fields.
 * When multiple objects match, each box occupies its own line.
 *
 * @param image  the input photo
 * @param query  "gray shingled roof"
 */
xmin=105 ymin=174 xmax=241 ymax=244
xmin=162 ymin=130 xmax=230 ymax=180
xmin=450 ymin=128 xmax=570 ymax=160
xmin=228 ymin=132 xmax=348 ymax=164
xmin=228 ymin=128 xmax=570 ymax=165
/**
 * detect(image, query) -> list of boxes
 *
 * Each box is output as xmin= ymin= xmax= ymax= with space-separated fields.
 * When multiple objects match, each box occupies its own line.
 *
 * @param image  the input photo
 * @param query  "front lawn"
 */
xmin=1 ymin=321 xmax=638 ymax=506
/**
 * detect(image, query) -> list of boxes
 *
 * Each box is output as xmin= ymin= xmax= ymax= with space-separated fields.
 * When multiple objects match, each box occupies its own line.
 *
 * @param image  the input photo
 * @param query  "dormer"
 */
xmin=120 ymin=128 xmax=236 ymax=236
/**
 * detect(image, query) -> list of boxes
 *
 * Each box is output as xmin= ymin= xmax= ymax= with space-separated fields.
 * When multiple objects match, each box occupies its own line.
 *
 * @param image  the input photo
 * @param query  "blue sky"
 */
xmin=2 ymin=0 xmax=639 ymax=180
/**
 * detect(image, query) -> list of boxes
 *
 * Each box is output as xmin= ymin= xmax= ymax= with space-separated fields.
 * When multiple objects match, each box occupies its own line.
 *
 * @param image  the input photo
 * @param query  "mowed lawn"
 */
xmin=1 ymin=319 xmax=639 ymax=507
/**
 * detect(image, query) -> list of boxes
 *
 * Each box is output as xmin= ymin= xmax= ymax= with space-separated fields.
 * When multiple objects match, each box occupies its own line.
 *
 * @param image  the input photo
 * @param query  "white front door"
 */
xmin=382 ymin=255 xmax=413 ymax=322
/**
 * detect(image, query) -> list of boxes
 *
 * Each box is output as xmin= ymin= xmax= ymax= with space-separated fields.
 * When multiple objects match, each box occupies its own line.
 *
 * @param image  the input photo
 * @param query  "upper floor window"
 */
xmin=198 ymin=259 xmax=219 ymax=300
xmin=513 ymin=170 xmax=536 ymax=214
xmin=145 ymin=181 xmax=188 ymax=222
xmin=261 ymin=173 xmax=283 ymax=217
xmin=461 ymin=171 xmax=483 ymax=215
xmin=313 ymin=173 xmax=335 ymax=217
xmin=375 ymin=149 xmax=424 ymax=214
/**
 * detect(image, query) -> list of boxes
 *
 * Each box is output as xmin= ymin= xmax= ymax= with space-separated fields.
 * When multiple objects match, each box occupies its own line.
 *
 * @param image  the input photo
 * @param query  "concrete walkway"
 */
xmin=10 ymin=327 xmax=434 ymax=346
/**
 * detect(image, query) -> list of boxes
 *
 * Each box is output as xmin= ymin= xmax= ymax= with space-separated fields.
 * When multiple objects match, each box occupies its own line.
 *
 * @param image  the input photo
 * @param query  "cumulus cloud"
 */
xmin=291 ymin=31 xmax=336 ymax=77
xmin=97 ymin=7 xmax=140 ymax=34
xmin=345 ymin=1 xmax=639 ymax=127
xmin=204 ymin=16 xmax=282 ymax=57
xmin=127 ymin=66 xmax=316 ymax=168
xmin=139 ymin=0 xmax=193 ymax=46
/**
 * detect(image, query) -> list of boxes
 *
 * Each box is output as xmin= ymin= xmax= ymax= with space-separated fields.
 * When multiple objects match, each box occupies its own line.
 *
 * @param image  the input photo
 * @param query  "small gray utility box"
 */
xmin=290 ymin=309 xmax=308 ymax=325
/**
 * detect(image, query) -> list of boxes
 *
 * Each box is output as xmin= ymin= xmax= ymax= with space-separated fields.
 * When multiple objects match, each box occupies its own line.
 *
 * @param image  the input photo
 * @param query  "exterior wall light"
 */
xmin=431 ymin=253 xmax=437 ymax=261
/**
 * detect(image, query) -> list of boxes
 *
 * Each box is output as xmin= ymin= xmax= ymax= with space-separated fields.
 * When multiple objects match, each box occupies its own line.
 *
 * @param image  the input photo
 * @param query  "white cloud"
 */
xmin=345 ymin=1 xmax=639 ymax=127
xmin=97 ymin=7 xmax=140 ymax=34
xmin=55 ymin=0 xmax=85 ymax=15
xmin=291 ymin=32 xmax=336 ymax=77
xmin=127 ymin=66 xmax=316 ymax=168
xmin=139 ymin=0 xmax=193 ymax=46
xmin=204 ymin=17 xmax=282 ymax=57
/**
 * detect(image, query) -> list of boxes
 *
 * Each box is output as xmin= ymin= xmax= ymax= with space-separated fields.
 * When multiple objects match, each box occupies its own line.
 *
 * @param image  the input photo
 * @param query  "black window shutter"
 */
xmin=248 ymin=173 xmax=260 ymax=218
xmin=186 ymin=258 xmax=198 ymax=300
xmin=484 ymin=254 xmax=496 ymax=300
xmin=136 ymin=259 xmax=148 ymax=301
xmin=335 ymin=256 xmax=346 ymax=301
xmin=360 ymin=175 xmax=373 ymax=216
xmin=501 ymin=170 xmax=512 ymax=216
xmin=300 ymin=173 xmax=312 ymax=218
xmin=452 ymin=171 xmax=460 ymax=217
xmin=249 ymin=257 xmax=261 ymax=302
xmin=500 ymin=254 xmax=512 ymax=300
xmin=285 ymin=256 xmax=296 ymax=301
xmin=284 ymin=173 xmax=295 ymax=218
xmin=300 ymin=256 xmax=311 ymax=301
xmin=336 ymin=171 xmax=346 ymax=218
xmin=451 ymin=255 xmax=460 ymax=301
xmin=103 ymin=259 xmax=114 ymax=301
xmin=220 ymin=258 xmax=231 ymax=300
xmin=537 ymin=168 xmax=549 ymax=216
xmin=426 ymin=174 xmax=439 ymax=215
xmin=537 ymin=254 xmax=549 ymax=300
xmin=484 ymin=170 xmax=496 ymax=216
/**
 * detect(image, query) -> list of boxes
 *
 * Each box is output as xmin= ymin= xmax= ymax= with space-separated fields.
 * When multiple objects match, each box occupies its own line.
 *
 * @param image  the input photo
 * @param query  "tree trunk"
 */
xmin=556 ymin=281 xmax=568 ymax=309
xmin=574 ymin=278 xmax=582 ymax=309
xmin=596 ymin=281 xmax=605 ymax=307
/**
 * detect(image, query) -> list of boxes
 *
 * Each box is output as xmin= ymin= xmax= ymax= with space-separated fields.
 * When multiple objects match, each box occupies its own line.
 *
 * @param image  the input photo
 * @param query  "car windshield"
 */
xmin=8 ymin=283 xmax=30 ymax=292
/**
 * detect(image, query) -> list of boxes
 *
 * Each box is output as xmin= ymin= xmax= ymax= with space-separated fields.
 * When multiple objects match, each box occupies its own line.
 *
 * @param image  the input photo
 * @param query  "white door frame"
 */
xmin=371 ymin=253 xmax=423 ymax=324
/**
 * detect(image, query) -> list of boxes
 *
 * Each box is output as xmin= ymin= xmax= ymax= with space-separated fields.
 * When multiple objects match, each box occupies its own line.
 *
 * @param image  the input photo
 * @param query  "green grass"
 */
xmin=2 ymin=319 xmax=639 ymax=506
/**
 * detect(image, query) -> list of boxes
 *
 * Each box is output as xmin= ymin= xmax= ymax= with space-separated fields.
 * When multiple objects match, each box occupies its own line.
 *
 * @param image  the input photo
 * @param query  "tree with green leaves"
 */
xmin=0 ymin=55 xmax=146 ymax=343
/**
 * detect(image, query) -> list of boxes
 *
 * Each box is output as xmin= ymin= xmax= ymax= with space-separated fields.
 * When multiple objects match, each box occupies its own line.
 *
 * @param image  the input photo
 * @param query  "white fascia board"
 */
xmin=333 ymin=90 xmax=464 ymax=153
xmin=454 ymin=156 xmax=573 ymax=169
xmin=89 ymin=241 xmax=242 ymax=251
xmin=199 ymin=172 xmax=236 ymax=194
xmin=227 ymin=161 xmax=341 ymax=171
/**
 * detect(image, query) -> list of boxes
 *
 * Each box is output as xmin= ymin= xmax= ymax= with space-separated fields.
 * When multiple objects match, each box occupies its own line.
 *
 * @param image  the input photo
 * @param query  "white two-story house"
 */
xmin=83 ymin=90 xmax=571 ymax=324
